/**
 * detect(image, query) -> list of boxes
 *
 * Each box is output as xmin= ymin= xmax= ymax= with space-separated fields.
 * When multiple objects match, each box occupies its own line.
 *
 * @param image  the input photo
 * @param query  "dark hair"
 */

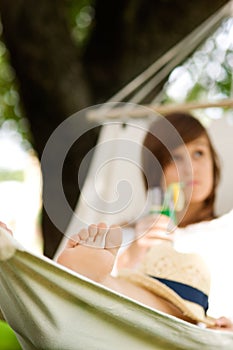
xmin=142 ymin=112 xmax=220 ymax=223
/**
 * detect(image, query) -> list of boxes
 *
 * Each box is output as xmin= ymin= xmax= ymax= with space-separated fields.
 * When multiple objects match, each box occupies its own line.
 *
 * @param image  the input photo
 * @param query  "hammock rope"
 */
xmin=88 ymin=98 xmax=233 ymax=120
xmin=126 ymin=2 xmax=232 ymax=105
xmin=87 ymin=1 xmax=233 ymax=120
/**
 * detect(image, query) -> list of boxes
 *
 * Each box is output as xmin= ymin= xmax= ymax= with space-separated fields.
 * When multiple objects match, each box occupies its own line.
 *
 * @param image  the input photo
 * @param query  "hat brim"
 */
xmin=119 ymin=269 xmax=215 ymax=326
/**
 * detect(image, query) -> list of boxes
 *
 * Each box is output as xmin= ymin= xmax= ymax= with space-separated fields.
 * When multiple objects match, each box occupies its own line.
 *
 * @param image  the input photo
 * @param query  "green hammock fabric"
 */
xmin=0 ymin=229 xmax=233 ymax=350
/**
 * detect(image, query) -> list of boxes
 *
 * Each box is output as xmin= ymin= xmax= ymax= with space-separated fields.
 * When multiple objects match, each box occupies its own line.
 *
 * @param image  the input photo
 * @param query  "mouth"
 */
xmin=185 ymin=180 xmax=199 ymax=187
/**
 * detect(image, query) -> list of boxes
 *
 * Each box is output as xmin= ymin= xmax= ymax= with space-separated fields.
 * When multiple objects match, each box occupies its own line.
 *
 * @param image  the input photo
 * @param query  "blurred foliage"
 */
xmin=0 ymin=169 xmax=24 ymax=182
xmin=0 ymin=320 xmax=22 ymax=350
xmin=66 ymin=0 xmax=95 ymax=49
xmin=0 ymin=4 xmax=233 ymax=144
xmin=0 ymin=1 xmax=97 ymax=149
xmin=0 ymin=21 xmax=31 ymax=147
xmin=161 ymin=17 xmax=233 ymax=121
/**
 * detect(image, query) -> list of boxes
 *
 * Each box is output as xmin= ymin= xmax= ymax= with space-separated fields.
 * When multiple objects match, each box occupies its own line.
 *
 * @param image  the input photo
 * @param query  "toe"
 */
xmin=78 ymin=228 xmax=89 ymax=243
xmin=88 ymin=224 xmax=98 ymax=243
xmin=94 ymin=223 xmax=108 ymax=247
xmin=105 ymin=225 xmax=122 ymax=255
xmin=65 ymin=233 xmax=81 ymax=248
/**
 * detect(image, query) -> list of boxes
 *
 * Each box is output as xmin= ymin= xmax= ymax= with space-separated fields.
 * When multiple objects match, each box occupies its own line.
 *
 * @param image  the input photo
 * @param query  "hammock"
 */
xmin=1 ymin=228 xmax=233 ymax=350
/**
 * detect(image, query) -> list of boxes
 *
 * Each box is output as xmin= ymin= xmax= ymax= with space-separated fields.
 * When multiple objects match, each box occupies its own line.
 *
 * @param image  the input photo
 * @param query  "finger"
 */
xmin=0 ymin=222 xmax=13 ymax=236
xmin=215 ymin=316 xmax=233 ymax=328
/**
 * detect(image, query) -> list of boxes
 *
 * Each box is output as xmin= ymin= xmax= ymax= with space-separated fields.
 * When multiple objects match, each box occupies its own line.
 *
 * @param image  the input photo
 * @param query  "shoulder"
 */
xmin=175 ymin=209 xmax=233 ymax=244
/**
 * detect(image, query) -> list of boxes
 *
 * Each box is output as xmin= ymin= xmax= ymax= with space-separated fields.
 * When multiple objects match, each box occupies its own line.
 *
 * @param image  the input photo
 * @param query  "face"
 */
xmin=162 ymin=135 xmax=214 ymax=205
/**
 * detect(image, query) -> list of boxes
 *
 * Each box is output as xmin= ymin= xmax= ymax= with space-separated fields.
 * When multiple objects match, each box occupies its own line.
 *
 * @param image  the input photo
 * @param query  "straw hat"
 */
xmin=118 ymin=242 xmax=215 ymax=326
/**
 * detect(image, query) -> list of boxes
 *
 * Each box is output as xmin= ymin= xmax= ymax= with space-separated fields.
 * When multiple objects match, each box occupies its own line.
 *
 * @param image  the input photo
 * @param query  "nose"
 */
xmin=180 ymin=155 xmax=194 ymax=177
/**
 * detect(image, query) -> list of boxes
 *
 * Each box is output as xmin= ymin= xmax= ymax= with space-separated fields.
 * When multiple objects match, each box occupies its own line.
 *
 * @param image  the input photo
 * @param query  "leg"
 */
xmin=57 ymin=223 xmax=199 ymax=324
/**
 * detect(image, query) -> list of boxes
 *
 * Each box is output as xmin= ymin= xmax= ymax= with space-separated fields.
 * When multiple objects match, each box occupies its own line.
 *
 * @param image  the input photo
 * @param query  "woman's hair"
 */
xmin=142 ymin=112 xmax=220 ymax=223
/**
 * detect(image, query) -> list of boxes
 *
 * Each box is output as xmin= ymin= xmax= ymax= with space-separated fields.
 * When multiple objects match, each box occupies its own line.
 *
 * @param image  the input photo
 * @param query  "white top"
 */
xmin=173 ymin=209 xmax=233 ymax=319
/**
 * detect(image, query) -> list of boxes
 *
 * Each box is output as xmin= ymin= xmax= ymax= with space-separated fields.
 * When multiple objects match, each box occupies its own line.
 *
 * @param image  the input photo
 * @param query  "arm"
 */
xmin=117 ymin=214 xmax=175 ymax=270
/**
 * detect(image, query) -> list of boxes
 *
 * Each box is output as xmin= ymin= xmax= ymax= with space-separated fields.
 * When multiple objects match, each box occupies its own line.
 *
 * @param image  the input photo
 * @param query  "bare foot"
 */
xmin=57 ymin=223 xmax=122 ymax=282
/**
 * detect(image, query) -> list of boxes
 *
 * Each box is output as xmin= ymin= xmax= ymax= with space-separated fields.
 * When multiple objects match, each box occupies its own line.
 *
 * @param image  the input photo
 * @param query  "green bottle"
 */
xmin=148 ymin=183 xmax=184 ymax=225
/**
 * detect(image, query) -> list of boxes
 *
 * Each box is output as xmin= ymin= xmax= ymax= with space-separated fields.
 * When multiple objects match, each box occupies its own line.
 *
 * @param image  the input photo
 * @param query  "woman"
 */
xmin=117 ymin=112 xmax=233 ymax=319
xmin=118 ymin=112 xmax=220 ymax=266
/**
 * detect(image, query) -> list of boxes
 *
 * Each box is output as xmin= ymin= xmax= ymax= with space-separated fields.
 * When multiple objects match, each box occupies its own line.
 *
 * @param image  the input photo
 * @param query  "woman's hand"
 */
xmin=209 ymin=317 xmax=233 ymax=331
xmin=117 ymin=214 xmax=176 ymax=270
xmin=134 ymin=214 xmax=176 ymax=249
xmin=0 ymin=221 xmax=13 ymax=236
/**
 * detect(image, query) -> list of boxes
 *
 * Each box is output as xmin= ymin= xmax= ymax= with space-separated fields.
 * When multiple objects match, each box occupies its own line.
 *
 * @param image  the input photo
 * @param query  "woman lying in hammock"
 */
xmin=116 ymin=112 xmax=233 ymax=320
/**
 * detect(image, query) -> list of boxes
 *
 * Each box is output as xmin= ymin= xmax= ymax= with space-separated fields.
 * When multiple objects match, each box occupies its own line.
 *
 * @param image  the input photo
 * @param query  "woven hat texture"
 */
xmin=119 ymin=242 xmax=215 ymax=325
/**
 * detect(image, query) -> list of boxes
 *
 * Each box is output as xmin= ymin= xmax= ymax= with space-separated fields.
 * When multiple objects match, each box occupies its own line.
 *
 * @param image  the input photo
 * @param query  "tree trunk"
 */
xmin=0 ymin=0 xmax=99 ymax=257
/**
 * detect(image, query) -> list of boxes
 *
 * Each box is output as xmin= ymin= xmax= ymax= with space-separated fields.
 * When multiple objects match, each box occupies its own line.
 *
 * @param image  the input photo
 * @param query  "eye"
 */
xmin=193 ymin=149 xmax=204 ymax=158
